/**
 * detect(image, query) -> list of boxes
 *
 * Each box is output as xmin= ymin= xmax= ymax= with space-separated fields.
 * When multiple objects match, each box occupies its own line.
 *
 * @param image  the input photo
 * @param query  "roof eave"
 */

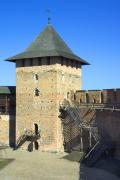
xmin=5 ymin=49 xmax=90 ymax=65
xmin=5 ymin=56 xmax=90 ymax=65
xmin=5 ymin=59 xmax=16 ymax=63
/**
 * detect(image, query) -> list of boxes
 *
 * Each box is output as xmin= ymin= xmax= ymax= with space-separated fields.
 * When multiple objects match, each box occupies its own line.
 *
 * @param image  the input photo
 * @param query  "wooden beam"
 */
xmin=80 ymin=127 xmax=83 ymax=152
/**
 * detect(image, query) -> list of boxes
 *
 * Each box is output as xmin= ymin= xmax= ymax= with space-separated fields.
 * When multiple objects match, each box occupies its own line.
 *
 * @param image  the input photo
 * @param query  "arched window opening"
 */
xmin=74 ymin=94 xmax=76 ymax=101
xmin=34 ymin=123 xmax=39 ymax=135
xmin=80 ymin=99 xmax=82 ymax=103
xmin=86 ymin=93 xmax=89 ymax=103
xmin=101 ymin=93 xmax=104 ymax=104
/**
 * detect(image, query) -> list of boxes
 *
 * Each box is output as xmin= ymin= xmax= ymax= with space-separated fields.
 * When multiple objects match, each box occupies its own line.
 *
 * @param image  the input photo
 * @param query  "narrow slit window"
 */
xmin=35 ymin=88 xmax=40 ymax=96
xmin=34 ymin=74 xmax=38 ymax=81
xmin=101 ymin=93 xmax=104 ymax=103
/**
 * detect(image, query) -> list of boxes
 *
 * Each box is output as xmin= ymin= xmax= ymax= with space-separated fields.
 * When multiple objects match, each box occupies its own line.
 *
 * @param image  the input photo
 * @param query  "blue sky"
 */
xmin=0 ymin=0 xmax=120 ymax=89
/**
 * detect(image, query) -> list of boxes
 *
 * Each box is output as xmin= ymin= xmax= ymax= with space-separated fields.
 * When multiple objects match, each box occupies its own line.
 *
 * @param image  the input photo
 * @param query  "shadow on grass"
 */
xmin=0 ymin=158 xmax=15 ymax=170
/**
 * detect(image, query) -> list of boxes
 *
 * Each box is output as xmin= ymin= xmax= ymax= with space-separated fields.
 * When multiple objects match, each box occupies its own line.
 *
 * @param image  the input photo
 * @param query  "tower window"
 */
xmin=76 ymin=61 xmax=79 ymax=68
xmin=38 ymin=58 xmax=42 ymax=66
xmin=47 ymin=57 xmax=50 ymax=65
xmin=61 ymin=57 xmax=64 ymax=66
xmin=66 ymin=59 xmax=69 ymax=67
xmin=21 ymin=59 xmax=25 ymax=67
xmin=35 ymin=88 xmax=40 ymax=96
xmin=29 ymin=59 xmax=33 ymax=66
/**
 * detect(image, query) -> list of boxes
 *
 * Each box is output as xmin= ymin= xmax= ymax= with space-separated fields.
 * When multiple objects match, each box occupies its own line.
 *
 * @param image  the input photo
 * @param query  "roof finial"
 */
xmin=46 ymin=9 xmax=51 ymax=25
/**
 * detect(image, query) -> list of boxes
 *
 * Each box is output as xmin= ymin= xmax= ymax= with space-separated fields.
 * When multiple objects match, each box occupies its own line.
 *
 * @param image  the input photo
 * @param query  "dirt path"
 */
xmin=0 ymin=149 xmax=80 ymax=180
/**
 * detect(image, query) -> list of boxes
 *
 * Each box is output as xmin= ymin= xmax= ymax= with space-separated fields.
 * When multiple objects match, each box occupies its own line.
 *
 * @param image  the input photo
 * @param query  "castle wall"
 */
xmin=62 ymin=89 xmax=120 ymax=152
xmin=0 ymin=115 xmax=15 ymax=146
xmin=0 ymin=93 xmax=16 ymax=146
xmin=0 ymin=115 xmax=9 ymax=145
xmin=72 ymin=89 xmax=120 ymax=105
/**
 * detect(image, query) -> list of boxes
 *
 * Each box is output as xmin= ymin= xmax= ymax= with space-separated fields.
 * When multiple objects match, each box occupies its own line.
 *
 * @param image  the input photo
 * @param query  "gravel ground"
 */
xmin=0 ymin=148 xmax=80 ymax=180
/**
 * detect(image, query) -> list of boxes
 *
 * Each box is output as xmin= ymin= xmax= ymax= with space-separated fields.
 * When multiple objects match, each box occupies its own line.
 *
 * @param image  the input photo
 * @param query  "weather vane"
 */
xmin=46 ymin=9 xmax=51 ymax=25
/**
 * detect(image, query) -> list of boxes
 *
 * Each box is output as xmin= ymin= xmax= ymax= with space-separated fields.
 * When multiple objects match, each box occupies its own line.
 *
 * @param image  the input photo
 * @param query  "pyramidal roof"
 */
xmin=6 ymin=24 xmax=89 ymax=65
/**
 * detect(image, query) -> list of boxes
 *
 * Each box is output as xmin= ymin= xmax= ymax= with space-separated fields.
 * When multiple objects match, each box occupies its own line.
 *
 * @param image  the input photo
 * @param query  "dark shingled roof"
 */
xmin=0 ymin=86 xmax=16 ymax=94
xmin=6 ymin=25 xmax=89 ymax=65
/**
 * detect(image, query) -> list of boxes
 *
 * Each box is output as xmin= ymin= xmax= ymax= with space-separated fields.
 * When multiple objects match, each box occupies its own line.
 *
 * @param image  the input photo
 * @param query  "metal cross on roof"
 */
xmin=46 ymin=9 xmax=51 ymax=25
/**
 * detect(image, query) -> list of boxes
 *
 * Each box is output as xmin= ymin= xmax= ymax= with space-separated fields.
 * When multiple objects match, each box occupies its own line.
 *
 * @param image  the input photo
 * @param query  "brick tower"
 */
xmin=6 ymin=23 xmax=89 ymax=152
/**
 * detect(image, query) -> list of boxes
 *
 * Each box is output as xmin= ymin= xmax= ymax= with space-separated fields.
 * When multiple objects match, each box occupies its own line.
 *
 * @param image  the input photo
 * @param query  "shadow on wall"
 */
xmin=60 ymin=107 xmax=97 ymax=153
xmin=8 ymin=92 xmax=16 ymax=148
xmin=79 ymin=110 xmax=120 ymax=180
xmin=61 ymin=113 xmax=81 ymax=152
xmin=62 ymin=90 xmax=120 ymax=180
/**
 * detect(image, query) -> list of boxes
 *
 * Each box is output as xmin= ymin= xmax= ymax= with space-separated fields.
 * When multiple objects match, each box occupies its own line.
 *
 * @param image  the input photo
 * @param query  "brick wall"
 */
xmin=16 ymin=57 xmax=82 ymax=152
